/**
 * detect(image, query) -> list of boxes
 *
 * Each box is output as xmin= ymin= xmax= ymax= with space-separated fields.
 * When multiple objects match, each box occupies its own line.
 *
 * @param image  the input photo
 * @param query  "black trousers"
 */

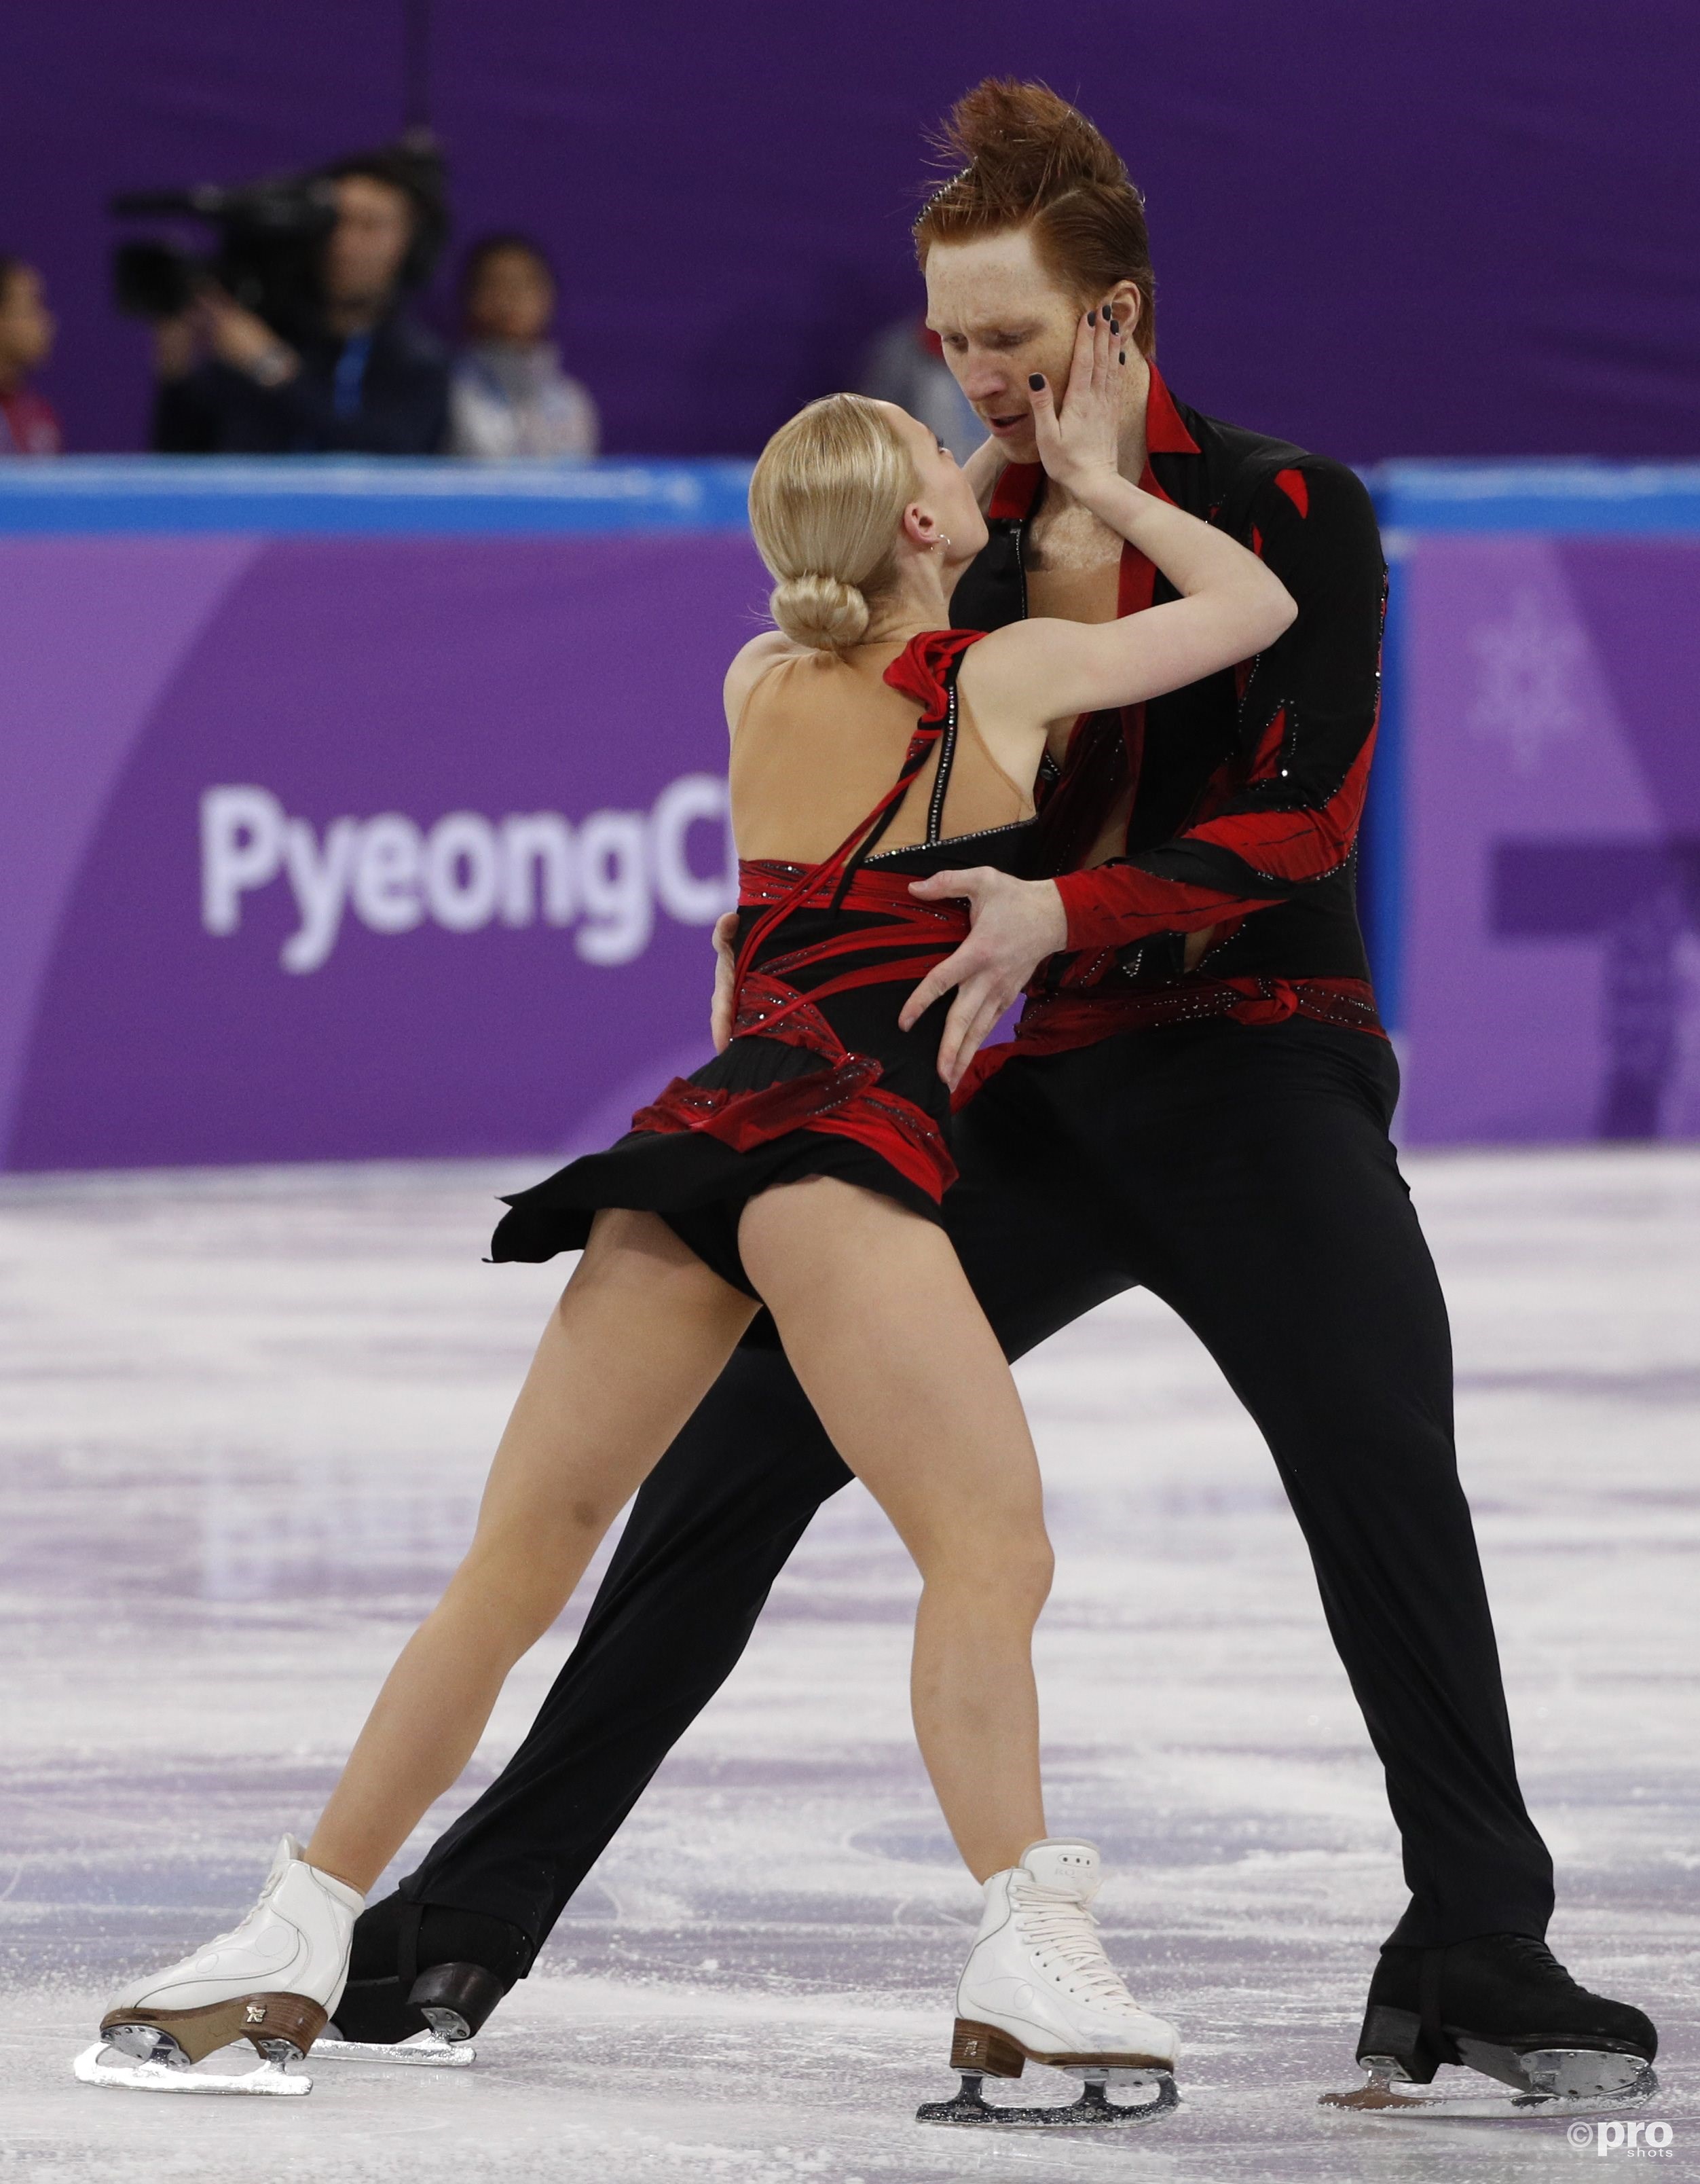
xmin=402 ymin=1017 xmax=1555 ymax=1957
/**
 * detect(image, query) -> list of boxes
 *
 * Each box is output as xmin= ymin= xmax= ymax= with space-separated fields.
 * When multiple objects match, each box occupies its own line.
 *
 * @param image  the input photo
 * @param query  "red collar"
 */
xmin=986 ymin=361 xmax=1198 ymax=522
xmin=1145 ymin=361 xmax=1201 ymax=456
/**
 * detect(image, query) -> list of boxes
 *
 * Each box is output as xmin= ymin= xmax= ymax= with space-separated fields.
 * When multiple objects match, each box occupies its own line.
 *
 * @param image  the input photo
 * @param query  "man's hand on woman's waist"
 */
xmin=900 ymin=870 xmax=1069 ymax=1091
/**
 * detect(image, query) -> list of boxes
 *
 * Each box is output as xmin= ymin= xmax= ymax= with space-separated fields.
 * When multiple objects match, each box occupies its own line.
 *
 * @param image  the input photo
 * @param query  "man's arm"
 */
xmin=1052 ymin=456 xmax=1388 ymax=951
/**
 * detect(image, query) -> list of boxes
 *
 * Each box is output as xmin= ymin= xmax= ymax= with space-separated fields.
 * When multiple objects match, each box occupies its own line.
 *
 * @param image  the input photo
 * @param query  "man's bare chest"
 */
xmin=1027 ymin=496 xmax=1126 ymax=579
xmin=1025 ymin=503 xmax=1123 ymax=638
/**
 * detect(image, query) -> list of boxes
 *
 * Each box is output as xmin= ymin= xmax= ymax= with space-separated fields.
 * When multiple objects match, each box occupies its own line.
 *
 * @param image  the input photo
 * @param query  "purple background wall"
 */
xmin=1 ymin=532 xmax=766 ymax=1171
xmin=1401 ymin=537 xmax=1700 ymax=1144
xmin=3 ymin=1 xmax=1697 ymax=462
xmin=8 ymin=507 xmax=1700 ymax=1167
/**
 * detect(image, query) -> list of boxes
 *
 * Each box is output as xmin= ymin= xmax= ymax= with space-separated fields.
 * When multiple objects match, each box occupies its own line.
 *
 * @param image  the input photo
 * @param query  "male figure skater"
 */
xmin=337 ymin=82 xmax=1655 ymax=2108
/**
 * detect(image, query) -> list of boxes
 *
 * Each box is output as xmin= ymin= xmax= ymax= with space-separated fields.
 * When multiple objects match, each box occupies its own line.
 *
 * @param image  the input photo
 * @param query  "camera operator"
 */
xmin=152 ymin=152 xmax=449 ymax=455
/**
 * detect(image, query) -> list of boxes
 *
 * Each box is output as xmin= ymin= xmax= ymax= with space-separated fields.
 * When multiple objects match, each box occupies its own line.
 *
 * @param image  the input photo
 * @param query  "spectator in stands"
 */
xmin=449 ymin=235 xmax=599 ymax=458
xmin=858 ymin=311 xmax=982 ymax=462
xmin=0 ymin=257 xmax=62 ymax=456
xmin=153 ymin=152 xmax=449 ymax=454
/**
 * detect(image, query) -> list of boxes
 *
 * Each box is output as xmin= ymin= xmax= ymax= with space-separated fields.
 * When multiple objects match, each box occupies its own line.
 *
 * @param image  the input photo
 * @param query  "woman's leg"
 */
xmin=306 ymin=1209 xmax=756 ymax=1892
xmin=738 ymin=1178 xmax=1052 ymax=1881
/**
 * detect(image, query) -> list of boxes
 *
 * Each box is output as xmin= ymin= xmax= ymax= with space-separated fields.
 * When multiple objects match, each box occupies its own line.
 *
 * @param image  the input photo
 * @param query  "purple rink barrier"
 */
xmin=10 ymin=458 xmax=1700 ymax=1168
xmin=1 ymin=464 xmax=767 ymax=1170
xmin=1383 ymin=465 xmax=1700 ymax=1144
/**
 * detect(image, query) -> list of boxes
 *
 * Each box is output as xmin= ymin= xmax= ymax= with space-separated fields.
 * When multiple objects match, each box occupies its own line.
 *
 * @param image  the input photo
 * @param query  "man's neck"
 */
xmin=1117 ymin=352 xmax=1152 ymax=484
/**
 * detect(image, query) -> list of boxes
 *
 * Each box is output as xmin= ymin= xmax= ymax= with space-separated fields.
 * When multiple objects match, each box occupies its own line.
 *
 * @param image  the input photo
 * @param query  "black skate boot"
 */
xmin=316 ymin=1895 xmax=532 ymax=2068
xmin=1324 ymin=1933 xmax=1658 ymax=2117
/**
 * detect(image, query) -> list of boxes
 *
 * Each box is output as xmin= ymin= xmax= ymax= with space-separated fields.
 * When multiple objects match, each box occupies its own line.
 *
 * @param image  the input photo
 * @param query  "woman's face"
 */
xmin=881 ymin=403 xmax=990 ymax=571
xmin=925 ymin=226 xmax=1136 ymax=465
xmin=464 ymin=249 xmax=556 ymax=344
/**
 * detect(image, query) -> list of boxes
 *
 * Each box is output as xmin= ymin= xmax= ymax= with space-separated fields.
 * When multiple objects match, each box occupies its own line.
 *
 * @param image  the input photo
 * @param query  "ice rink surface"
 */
xmin=1 ymin=1148 xmax=1696 ymax=2182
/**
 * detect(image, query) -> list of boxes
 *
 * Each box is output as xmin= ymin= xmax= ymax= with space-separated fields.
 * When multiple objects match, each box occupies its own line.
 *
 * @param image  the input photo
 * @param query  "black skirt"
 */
xmin=489 ymin=1027 xmax=948 ymax=1298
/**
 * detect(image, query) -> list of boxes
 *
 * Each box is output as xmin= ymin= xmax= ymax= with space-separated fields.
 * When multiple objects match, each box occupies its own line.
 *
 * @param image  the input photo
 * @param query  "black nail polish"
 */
xmin=1087 ymin=310 xmax=1096 ymax=325
xmin=1108 ymin=317 xmax=1120 ymax=335
xmin=1119 ymin=350 xmax=1127 ymax=365
xmin=1028 ymin=373 xmax=1045 ymax=390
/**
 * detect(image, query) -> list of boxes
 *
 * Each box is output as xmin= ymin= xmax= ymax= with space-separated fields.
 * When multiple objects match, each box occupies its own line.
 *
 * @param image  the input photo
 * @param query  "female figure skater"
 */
xmin=90 ymin=308 xmax=1293 ymax=2098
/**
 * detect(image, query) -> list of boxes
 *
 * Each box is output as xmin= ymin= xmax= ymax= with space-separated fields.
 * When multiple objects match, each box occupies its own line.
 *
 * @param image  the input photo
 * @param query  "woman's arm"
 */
xmin=972 ymin=312 xmax=1295 ymax=725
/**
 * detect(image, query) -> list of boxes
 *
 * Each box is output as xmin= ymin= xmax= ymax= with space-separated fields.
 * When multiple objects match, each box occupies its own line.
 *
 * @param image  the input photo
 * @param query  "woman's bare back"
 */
xmin=729 ymin=636 xmax=1034 ymax=867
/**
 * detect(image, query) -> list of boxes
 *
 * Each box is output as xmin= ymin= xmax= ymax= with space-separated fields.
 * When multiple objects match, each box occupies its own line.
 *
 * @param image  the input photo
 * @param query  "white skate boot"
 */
xmin=75 ymin=1836 xmax=363 ymax=2096
xmin=918 ymin=1839 xmax=1180 ymax=2128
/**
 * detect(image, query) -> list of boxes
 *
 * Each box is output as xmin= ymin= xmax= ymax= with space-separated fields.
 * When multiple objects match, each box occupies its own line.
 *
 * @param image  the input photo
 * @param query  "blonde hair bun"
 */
xmin=770 ymin=570 xmax=872 ymax=653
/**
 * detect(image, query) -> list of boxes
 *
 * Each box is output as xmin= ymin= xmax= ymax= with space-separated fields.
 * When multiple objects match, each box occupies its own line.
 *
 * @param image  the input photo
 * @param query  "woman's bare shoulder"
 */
xmin=723 ymin=630 xmax=804 ymax=734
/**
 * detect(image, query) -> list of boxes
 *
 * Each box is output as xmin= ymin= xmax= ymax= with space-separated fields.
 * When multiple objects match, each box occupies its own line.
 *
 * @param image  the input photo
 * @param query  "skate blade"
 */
xmin=314 ymin=2028 xmax=475 ymax=2068
xmin=1323 ymin=2053 xmax=1659 ymax=2120
xmin=918 ymin=2068 xmax=1179 ymax=2129
xmin=73 ymin=2040 xmax=311 ymax=2096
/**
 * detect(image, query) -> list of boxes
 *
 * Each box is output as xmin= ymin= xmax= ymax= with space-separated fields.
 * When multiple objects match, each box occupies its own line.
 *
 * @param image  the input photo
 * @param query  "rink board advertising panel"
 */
xmin=1392 ymin=528 xmax=1700 ymax=1144
xmin=5 ymin=460 xmax=1700 ymax=1166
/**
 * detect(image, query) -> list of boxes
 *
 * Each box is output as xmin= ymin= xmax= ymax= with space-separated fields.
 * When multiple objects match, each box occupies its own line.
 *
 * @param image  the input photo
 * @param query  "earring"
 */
xmin=930 ymin=536 xmax=952 ymax=553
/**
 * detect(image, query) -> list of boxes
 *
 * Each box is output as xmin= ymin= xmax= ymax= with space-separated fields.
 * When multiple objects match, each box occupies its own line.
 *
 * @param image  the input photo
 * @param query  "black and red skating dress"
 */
xmin=491 ymin=628 xmax=1036 ymax=1294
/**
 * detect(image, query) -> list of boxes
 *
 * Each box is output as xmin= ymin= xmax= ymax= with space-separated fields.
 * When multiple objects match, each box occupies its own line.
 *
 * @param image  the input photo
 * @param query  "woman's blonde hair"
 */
xmin=747 ymin=393 xmax=920 ymax=653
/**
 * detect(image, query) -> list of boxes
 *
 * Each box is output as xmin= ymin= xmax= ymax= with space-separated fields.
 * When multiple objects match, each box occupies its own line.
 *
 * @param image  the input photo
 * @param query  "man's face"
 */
xmin=0 ymin=266 xmax=56 ymax=377
xmin=324 ymin=176 xmax=415 ymax=310
xmin=925 ymin=228 xmax=1102 ymax=465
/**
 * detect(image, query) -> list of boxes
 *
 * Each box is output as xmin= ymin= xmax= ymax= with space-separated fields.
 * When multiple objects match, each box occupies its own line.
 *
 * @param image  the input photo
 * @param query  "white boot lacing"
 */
xmin=1009 ymin=1879 xmax=1148 ymax=2014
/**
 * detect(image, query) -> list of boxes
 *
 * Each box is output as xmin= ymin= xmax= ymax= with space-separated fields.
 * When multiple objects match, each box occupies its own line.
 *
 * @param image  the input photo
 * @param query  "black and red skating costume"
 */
xmin=490 ymin=630 xmax=1035 ymax=1288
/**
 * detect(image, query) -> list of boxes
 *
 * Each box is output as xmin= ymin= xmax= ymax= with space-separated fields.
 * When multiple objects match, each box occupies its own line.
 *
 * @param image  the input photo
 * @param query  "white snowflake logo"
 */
xmin=1466 ymin=587 xmax=1589 ymax=774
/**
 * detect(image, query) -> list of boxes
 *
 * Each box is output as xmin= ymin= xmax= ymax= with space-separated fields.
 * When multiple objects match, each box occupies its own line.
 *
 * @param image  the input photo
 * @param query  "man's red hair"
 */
xmin=914 ymin=80 xmax=1157 ymax=357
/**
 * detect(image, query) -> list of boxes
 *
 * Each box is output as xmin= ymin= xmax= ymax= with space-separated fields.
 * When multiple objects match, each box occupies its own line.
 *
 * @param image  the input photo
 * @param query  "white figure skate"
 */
xmin=75 ymin=1836 xmax=362 ymax=2096
xmin=918 ymin=1838 xmax=1180 ymax=2128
